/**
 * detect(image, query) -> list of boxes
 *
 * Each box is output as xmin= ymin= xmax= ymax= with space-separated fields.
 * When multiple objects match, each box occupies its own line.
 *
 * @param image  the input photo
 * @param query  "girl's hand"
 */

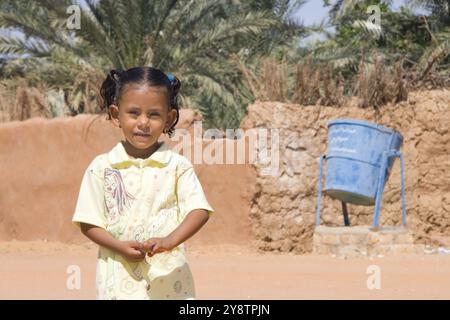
xmin=143 ymin=237 xmax=175 ymax=257
xmin=118 ymin=241 xmax=146 ymax=262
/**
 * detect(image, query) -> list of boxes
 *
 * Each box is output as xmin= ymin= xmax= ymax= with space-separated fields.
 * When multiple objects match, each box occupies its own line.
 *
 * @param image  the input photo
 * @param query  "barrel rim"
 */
xmin=328 ymin=118 xmax=402 ymax=137
xmin=324 ymin=189 xmax=375 ymax=206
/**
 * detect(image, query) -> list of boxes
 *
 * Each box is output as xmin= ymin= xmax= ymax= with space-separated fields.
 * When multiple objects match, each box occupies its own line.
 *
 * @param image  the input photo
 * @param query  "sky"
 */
xmin=292 ymin=0 xmax=330 ymax=27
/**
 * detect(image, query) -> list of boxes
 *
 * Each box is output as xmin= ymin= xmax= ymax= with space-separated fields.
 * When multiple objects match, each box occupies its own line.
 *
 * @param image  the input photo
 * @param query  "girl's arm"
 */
xmin=168 ymin=209 xmax=210 ymax=247
xmin=80 ymin=223 xmax=146 ymax=262
xmin=144 ymin=209 xmax=209 ymax=256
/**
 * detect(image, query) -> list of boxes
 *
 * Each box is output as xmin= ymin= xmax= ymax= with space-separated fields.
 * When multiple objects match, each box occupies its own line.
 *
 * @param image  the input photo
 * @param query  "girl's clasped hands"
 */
xmin=118 ymin=237 xmax=176 ymax=262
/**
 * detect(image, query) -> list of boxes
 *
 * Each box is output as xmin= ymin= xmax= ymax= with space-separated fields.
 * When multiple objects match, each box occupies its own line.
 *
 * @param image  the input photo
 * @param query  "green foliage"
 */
xmin=0 ymin=0 xmax=307 ymax=128
xmin=307 ymin=0 xmax=450 ymax=90
xmin=2 ymin=0 xmax=447 ymax=123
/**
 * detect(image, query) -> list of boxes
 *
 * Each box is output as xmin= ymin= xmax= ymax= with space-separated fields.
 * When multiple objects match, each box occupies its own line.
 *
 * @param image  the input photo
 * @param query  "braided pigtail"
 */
xmin=165 ymin=73 xmax=181 ymax=138
xmin=100 ymin=69 xmax=124 ymax=119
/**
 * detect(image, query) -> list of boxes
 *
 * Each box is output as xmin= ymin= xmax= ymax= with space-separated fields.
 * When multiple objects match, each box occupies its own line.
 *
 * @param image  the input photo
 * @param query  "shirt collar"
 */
xmin=108 ymin=141 xmax=171 ymax=169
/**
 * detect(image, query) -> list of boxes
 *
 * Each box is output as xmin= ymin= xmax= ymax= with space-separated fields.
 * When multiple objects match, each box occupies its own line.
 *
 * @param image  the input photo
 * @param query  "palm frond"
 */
xmin=417 ymin=29 xmax=450 ymax=79
xmin=352 ymin=19 xmax=384 ymax=39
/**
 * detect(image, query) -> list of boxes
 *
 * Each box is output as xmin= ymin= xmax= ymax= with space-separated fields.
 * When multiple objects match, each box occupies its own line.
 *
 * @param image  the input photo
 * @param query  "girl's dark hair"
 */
xmin=100 ymin=67 xmax=180 ymax=137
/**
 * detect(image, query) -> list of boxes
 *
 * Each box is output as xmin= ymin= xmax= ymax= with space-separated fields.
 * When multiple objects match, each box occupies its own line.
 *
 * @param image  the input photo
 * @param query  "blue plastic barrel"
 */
xmin=324 ymin=119 xmax=403 ymax=206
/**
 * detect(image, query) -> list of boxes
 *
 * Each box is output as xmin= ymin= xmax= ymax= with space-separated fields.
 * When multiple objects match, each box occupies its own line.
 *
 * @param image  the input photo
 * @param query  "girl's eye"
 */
xmin=149 ymin=113 xmax=160 ymax=117
xmin=129 ymin=111 xmax=139 ymax=116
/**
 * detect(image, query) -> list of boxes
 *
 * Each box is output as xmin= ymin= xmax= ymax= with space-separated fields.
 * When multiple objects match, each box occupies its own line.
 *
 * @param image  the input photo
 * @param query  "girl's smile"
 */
xmin=134 ymin=132 xmax=151 ymax=138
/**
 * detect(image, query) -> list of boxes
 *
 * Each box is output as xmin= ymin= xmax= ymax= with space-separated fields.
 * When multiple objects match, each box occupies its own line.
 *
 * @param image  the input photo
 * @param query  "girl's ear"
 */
xmin=109 ymin=104 xmax=121 ymax=128
xmin=166 ymin=109 xmax=177 ymax=131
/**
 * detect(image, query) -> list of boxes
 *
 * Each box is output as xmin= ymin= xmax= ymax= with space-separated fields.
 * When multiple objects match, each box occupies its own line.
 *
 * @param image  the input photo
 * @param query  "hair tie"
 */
xmin=167 ymin=73 xmax=175 ymax=82
xmin=111 ymin=69 xmax=123 ymax=83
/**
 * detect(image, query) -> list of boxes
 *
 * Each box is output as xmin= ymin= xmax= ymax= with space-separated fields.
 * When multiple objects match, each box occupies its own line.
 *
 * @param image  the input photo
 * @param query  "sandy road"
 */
xmin=0 ymin=242 xmax=449 ymax=300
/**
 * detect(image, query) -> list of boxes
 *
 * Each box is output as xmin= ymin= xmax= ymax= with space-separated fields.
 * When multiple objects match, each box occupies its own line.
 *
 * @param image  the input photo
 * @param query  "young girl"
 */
xmin=72 ymin=67 xmax=214 ymax=300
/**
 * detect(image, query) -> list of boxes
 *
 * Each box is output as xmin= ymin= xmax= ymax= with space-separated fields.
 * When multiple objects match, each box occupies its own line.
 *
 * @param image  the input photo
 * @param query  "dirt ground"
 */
xmin=1 ymin=241 xmax=449 ymax=300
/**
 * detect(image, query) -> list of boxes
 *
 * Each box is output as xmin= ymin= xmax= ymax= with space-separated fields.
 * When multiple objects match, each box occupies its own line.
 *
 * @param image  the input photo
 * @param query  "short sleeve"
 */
xmin=72 ymin=162 xmax=107 ymax=229
xmin=176 ymin=164 xmax=214 ymax=221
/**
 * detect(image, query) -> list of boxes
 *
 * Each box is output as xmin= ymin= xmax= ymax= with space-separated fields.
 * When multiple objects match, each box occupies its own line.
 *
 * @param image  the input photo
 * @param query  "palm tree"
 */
xmin=406 ymin=0 xmax=450 ymax=83
xmin=0 ymin=0 xmax=306 ymax=128
xmin=310 ymin=0 xmax=449 ymax=87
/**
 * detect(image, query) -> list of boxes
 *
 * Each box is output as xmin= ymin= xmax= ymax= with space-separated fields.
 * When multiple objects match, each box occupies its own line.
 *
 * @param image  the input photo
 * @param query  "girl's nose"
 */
xmin=137 ymin=115 xmax=149 ymax=127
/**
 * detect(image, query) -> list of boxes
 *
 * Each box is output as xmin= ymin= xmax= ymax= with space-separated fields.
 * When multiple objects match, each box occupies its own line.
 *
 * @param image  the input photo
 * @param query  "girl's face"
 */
xmin=109 ymin=85 xmax=177 ymax=158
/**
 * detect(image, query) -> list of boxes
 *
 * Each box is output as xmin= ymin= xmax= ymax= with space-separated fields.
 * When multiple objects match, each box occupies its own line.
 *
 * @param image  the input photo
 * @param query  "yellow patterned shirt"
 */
xmin=72 ymin=141 xmax=214 ymax=299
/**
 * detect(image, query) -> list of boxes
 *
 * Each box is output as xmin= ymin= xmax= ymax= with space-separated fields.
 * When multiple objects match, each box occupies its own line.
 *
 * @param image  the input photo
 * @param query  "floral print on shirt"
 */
xmin=104 ymin=168 xmax=135 ymax=226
